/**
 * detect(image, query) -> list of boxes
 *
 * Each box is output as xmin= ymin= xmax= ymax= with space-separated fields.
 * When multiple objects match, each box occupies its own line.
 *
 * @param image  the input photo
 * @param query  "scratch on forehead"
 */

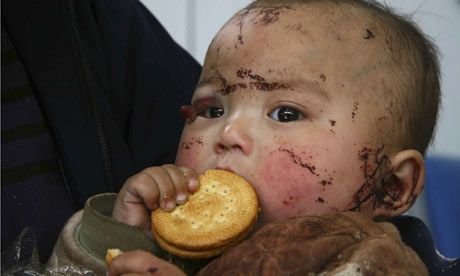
xmin=231 ymin=5 xmax=295 ymax=47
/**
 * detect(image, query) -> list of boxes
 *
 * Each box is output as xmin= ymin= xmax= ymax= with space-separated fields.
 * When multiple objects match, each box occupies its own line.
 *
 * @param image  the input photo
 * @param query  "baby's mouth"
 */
xmin=215 ymin=166 xmax=236 ymax=174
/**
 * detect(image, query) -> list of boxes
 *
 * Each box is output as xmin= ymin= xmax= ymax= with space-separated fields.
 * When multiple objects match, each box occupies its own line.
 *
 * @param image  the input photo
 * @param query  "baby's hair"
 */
xmin=249 ymin=0 xmax=441 ymax=155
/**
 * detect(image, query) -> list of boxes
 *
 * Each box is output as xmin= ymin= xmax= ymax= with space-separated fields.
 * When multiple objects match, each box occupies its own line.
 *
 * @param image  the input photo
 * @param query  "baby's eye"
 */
xmin=269 ymin=106 xmax=304 ymax=122
xmin=198 ymin=106 xmax=225 ymax=119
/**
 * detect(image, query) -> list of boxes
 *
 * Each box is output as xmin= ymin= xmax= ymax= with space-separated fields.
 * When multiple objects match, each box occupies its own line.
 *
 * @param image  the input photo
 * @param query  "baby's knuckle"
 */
xmin=162 ymin=164 xmax=176 ymax=170
xmin=143 ymin=166 xmax=163 ymax=176
xmin=134 ymin=172 xmax=152 ymax=185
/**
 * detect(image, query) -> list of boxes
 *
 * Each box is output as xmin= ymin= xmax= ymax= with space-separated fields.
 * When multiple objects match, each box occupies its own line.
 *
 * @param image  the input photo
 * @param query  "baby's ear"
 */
xmin=373 ymin=149 xmax=425 ymax=218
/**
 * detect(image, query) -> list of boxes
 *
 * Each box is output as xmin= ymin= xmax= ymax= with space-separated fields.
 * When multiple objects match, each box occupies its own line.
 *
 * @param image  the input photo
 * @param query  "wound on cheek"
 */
xmin=180 ymin=105 xmax=196 ymax=122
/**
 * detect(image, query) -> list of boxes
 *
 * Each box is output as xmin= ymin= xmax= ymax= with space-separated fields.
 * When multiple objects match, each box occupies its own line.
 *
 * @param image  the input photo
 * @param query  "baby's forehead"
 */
xmin=224 ymin=2 xmax=375 ymax=38
xmin=213 ymin=3 xmax=389 ymax=64
xmin=213 ymin=9 xmax=385 ymax=72
xmin=203 ymin=2 xmax=402 ymax=101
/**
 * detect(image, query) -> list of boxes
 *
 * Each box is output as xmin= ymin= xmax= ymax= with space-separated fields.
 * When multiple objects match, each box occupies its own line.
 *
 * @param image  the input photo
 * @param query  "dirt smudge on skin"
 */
xmin=258 ymin=8 xmax=282 ymax=25
xmin=211 ymin=68 xmax=291 ymax=95
xmin=233 ymin=5 xmax=294 ymax=47
xmin=319 ymin=169 xmax=335 ymax=191
xmin=317 ymin=197 xmax=325 ymax=203
xmin=279 ymin=146 xmax=317 ymax=175
xmin=282 ymin=195 xmax=298 ymax=207
xmin=320 ymin=179 xmax=332 ymax=186
xmin=147 ymin=267 xmax=158 ymax=274
xmin=320 ymin=74 xmax=327 ymax=82
xmin=363 ymin=28 xmax=375 ymax=39
xmin=349 ymin=144 xmax=415 ymax=211
xmin=328 ymin=119 xmax=336 ymax=134
xmin=237 ymin=68 xmax=265 ymax=81
xmin=286 ymin=23 xmax=308 ymax=35
xmin=213 ymin=69 xmax=247 ymax=95
xmin=249 ymin=82 xmax=290 ymax=91
xmin=352 ymin=100 xmax=359 ymax=122
xmin=181 ymin=137 xmax=204 ymax=150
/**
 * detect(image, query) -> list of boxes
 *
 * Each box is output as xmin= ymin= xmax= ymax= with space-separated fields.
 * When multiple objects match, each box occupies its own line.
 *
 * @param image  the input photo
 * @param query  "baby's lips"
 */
xmin=215 ymin=166 xmax=236 ymax=174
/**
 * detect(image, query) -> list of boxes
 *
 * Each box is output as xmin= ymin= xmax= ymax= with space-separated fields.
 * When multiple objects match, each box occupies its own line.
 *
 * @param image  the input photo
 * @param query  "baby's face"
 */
xmin=176 ymin=4 xmax=397 ymax=228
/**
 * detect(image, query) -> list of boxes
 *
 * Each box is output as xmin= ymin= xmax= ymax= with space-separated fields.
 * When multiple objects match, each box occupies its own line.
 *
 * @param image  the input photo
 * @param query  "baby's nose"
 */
xmin=215 ymin=121 xmax=254 ymax=155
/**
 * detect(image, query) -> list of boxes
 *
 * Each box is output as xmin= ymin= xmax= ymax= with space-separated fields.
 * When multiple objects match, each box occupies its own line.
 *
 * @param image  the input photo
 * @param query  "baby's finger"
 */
xmin=178 ymin=167 xmax=200 ymax=192
xmin=162 ymin=164 xmax=188 ymax=204
xmin=108 ymin=250 xmax=186 ymax=276
xmin=124 ymin=172 xmax=160 ymax=210
xmin=112 ymin=172 xmax=160 ymax=228
xmin=142 ymin=167 xmax=176 ymax=211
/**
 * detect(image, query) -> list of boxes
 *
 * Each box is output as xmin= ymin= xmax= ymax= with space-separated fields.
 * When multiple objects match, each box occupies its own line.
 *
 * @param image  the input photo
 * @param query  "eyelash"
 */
xmin=268 ymin=105 xmax=306 ymax=122
xmin=192 ymin=98 xmax=224 ymax=119
xmin=191 ymin=98 xmax=307 ymax=122
xmin=196 ymin=106 xmax=225 ymax=118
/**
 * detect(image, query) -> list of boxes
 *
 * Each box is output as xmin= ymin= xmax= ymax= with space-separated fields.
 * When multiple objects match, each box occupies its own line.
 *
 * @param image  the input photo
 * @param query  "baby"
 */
xmin=105 ymin=0 xmax=441 ymax=275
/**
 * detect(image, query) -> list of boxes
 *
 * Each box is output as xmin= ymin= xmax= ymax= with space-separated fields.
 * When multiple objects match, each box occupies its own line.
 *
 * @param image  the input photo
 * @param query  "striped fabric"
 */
xmin=1 ymin=26 xmax=76 ymax=262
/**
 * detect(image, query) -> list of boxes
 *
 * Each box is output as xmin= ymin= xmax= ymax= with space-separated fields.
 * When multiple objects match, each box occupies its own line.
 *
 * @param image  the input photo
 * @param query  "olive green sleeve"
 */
xmin=48 ymin=193 xmax=163 ymax=275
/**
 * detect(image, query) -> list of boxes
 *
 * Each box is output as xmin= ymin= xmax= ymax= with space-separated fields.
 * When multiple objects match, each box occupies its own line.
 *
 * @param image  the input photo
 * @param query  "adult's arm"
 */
xmin=3 ymin=0 xmax=201 ymax=208
xmin=198 ymin=212 xmax=429 ymax=276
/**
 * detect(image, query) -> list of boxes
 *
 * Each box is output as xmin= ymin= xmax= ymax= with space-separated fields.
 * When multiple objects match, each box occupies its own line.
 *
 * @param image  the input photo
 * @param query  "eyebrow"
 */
xmin=288 ymin=79 xmax=330 ymax=101
xmin=196 ymin=77 xmax=216 ymax=88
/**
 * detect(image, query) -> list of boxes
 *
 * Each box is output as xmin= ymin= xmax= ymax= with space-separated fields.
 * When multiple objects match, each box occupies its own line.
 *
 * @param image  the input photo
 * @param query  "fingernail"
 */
xmin=176 ymin=193 xmax=187 ymax=203
xmin=188 ymin=178 xmax=199 ymax=189
xmin=165 ymin=200 xmax=175 ymax=211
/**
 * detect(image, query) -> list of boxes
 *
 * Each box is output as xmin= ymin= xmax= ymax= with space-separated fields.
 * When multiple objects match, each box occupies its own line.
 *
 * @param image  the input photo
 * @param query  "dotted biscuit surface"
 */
xmin=151 ymin=169 xmax=259 ymax=256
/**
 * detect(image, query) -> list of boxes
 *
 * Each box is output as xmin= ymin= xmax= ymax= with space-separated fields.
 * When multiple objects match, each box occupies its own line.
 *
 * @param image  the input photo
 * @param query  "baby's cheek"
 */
xmin=253 ymin=147 xmax=328 ymax=223
xmin=175 ymin=136 xmax=206 ymax=170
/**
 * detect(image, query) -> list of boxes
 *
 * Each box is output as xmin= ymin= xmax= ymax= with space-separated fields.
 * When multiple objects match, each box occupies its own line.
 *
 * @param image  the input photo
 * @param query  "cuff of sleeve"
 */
xmin=78 ymin=193 xmax=163 ymax=261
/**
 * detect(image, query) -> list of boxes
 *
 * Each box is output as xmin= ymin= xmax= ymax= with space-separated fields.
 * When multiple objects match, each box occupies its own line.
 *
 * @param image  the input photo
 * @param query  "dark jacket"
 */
xmin=2 ymin=0 xmax=201 ymax=262
xmin=391 ymin=215 xmax=459 ymax=276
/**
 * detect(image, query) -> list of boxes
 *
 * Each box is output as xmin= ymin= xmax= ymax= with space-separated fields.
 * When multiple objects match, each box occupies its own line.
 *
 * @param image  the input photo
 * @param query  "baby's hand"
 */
xmin=112 ymin=165 xmax=199 ymax=234
xmin=108 ymin=250 xmax=186 ymax=276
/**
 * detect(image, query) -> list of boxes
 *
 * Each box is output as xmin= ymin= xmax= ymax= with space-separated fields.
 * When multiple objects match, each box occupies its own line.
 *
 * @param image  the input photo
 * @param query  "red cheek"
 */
xmin=255 ymin=147 xmax=321 ymax=212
